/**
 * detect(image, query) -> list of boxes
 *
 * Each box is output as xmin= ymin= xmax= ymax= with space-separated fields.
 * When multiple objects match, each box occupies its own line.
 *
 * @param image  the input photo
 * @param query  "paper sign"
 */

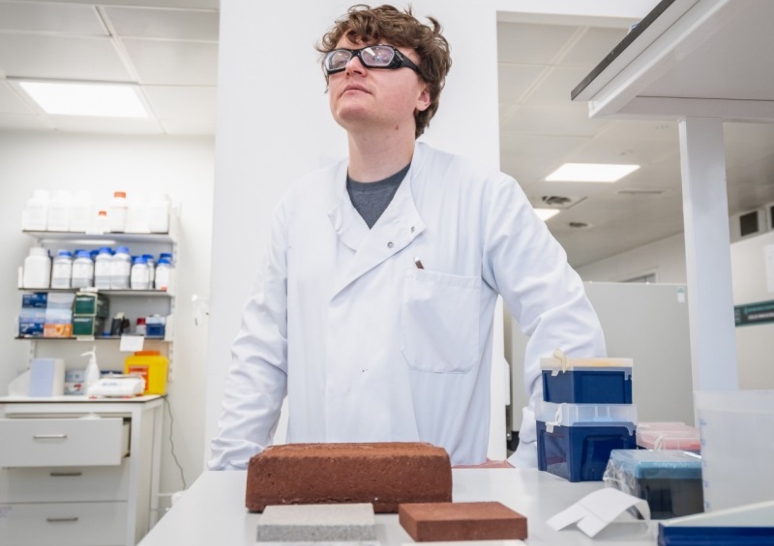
xmin=547 ymin=488 xmax=650 ymax=538
xmin=119 ymin=335 xmax=145 ymax=352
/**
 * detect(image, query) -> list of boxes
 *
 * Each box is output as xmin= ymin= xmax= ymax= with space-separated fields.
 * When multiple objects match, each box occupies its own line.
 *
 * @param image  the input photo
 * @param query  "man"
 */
xmin=209 ymin=4 xmax=605 ymax=470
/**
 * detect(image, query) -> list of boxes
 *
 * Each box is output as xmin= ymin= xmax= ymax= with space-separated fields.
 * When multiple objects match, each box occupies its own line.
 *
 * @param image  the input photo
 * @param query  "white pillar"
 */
xmin=678 ymin=116 xmax=738 ymax=391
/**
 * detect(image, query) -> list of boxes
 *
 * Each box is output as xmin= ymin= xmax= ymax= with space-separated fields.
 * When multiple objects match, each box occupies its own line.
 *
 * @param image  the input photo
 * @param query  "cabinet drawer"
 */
xmin=0 ymin=501 xmax=127 ymax=546
xmin=0 ymin=460 xmax=130 ymax=502
xmin=0 ymin=418 xmax=129 ymax=467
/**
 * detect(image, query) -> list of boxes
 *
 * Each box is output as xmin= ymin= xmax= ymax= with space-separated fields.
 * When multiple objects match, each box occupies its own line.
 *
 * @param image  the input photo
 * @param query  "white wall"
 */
xmin=576 ymin=232 xmax=687 ymax=283
xmin=205 ymin=0 xmax=659 ymax=461
xmin=0 ymin=130 xmax=214 ymax=499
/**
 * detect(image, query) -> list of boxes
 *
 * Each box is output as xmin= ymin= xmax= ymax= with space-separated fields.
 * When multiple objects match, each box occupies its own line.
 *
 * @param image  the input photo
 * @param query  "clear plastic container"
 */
xmin=23 ymin=247 xmax=51 ymax=288
xmin=108 ymin=191 xmax=128 ymax=233
xmin=68 ymin=191 xmax=93 ymax=232
xmin=46 ymin=190 xmax=72 ymax=232
xmin=51 ymin=250 xmax=73 ymax=289
xmin=125 ymin=192 xmax=150 ymax=233
xmin=71 ymin=250 xmax=94 ymax=288
xmin=130 ymin=256 xmax=151 ymax=290
xmin=110 ymin=246 xmax=131 ymax=289
xmin=94 ymin=247 xmax=113 ymax=289
xmin=535 ymin=399 xmax=638 ymax=429
xmin=22 ymin=190 xmax=49 ymax=231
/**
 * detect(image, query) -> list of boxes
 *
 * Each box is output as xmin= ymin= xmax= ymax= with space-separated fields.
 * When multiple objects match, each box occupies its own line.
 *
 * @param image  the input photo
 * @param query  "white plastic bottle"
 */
xmin=68 ymin=191 xmax=93 ymax=232
xmin=108 ymin=191 xmax=128 ymax=233
xmin=23 ymin=247 xmax=52 ymax=288
xmin=51 ymin=250 xmax=73 ymax=289
xmin=47 ymin=190 xmax=72 ymax=232
xmin=21 ymin=190 xmax=50 ymax=231
xmin=143 ymin=254 xmax=155 ymax=286
xmin=130 ymin=256 xmax=151 ymax=290
xmin=149 ymin=193 xmax=171 ymax=233
xmin=82 ymin=346 xmax=101 ymax=396
xmin=94 ymin=247 xmax=113 ymax=289
xmin=154 ymin=257 xmax=171 ymax=291
xmin=110 ymin=246 xmax=132 ymax=289
xmin=126 ymin=193 xmax=150 ymax=233
xmin=71 ymin=250 xmax=94 ymax=288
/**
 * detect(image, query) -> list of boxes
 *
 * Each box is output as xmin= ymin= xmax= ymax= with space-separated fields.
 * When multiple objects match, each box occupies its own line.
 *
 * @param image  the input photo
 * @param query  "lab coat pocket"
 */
xmin=401 ymin=268 xmax=481 ymax=373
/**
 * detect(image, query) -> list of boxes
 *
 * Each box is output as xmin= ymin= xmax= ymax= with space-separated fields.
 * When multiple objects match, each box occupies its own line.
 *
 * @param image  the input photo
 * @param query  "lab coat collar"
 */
xmin=328 ymin=143 xmax=427 ymax=297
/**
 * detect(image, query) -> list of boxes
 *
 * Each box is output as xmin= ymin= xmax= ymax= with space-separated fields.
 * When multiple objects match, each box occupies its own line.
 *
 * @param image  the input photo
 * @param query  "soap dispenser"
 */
xmin=82 ymin=346 xmax=101 ymax=396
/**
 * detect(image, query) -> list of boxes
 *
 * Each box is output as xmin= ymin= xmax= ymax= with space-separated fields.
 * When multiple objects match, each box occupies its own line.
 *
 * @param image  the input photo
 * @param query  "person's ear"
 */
xmin=416 ymin=84 xmax=431 ymax=112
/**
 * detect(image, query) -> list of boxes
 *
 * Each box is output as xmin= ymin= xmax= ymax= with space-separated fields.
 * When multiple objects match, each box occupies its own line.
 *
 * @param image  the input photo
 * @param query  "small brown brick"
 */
xmin=399 ymin=501 xmax=528 ymax=542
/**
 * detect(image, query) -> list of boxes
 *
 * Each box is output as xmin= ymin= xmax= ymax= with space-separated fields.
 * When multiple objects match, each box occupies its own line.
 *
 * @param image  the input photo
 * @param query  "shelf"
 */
xmin=23 ymin=230 xmax=174 ymax=244
xmin=19 ymin=288 xmax=172 ymax=297
xmin=16 ymin=336 xmax=167 ymax=341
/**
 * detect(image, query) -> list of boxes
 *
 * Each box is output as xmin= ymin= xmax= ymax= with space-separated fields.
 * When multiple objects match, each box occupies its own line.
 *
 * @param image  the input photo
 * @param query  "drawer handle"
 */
xmin=46 ymin=517 xmax=79 ymax=523
xmin=50 ymin=471 xmax=83 ymax=477
xmin=33 ymin=434 xmax=68 ymax=440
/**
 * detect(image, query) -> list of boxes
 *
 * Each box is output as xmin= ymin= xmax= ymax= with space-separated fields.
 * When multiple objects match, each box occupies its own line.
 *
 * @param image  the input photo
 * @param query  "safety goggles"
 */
xmin=323 ymin=44 xmax=421 ymax=76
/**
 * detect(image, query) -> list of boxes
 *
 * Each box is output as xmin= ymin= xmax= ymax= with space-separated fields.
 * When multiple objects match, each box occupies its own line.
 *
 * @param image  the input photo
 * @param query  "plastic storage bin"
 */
xmin=536 ymin=400 xmax=638 ymax=482
xmin=604 ymin=449 xmax=703 ymax=519
xmin=637 ymin=425 xmax=700 ymax=451
xmin=541 ymin=357 xmax=633 ymax=404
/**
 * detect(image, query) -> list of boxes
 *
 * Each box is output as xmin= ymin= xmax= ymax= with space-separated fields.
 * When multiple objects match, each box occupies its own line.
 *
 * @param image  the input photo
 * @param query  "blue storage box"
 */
xmin=536 ymin=400 xmax=638 ymax=482
xmin=605 ymin=449 xmax=703 ymax=519
xmin=541 ymin=356 xmax=633 ymax=404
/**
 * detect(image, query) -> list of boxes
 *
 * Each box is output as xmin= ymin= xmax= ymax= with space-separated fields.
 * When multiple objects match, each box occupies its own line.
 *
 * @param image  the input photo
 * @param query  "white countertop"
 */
xmin=138 ymin=469 xmax=657 ymax=546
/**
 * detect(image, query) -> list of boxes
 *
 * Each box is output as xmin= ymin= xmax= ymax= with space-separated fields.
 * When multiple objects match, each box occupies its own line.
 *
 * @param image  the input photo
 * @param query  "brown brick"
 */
xmin=399 ymin=501 xmax=528 ymax=541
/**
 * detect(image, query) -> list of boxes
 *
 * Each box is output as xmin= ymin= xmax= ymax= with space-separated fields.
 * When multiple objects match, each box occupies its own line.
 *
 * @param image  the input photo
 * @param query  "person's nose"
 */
xmin=345 ymin=53 xmax=367 ymax=75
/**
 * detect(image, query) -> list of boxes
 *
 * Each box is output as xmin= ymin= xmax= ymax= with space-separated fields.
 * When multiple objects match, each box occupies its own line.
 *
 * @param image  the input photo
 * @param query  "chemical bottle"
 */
xmin=71 ymin=250 xmax=94 ymax=288
xmin=82 ymin=346 xmax=101 ymax=396
xmin=130 ymin=256 xmax=151 ymax=290
xmin=22 ymin=247 xmax=51 ymax=289
xmin=108 ymin=191 xmax=128 ymax=233
xmin=154 ymin=257 xmax=172 ymax=291
xmin=148 ymin=193 xmax=171 ymax=233
xmin=94 ymin=247 xmax=113 ymax=289
xmin=47 ymin=190 xmax=72 ymax=232
xmin=86 ymin=210 xmax=109 ymax=235
xmin=126 ymin=193 xmax=150 ymax=233
xmin=110 ymin=246 xmax=132 ymax=289
xmin=21 ymin=190 xmax=49 ymax=231
xmin=51 ymin=250 xmax=73 ymax=289
xmin=142 ymin=254 xmax=156 ymax=285
xmin=69 ymin=191 xmax=93 ymax=232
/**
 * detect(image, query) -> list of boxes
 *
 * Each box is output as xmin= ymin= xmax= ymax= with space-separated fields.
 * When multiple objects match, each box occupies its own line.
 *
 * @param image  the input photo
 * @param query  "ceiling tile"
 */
xmin=558 ymin=26 xmax=628 ymax=67
xmin=121 ymin=38 xmax=218 ymax=85
xmin=102 ymin=6 xmax=218 ymax=41
xmin=595 ymin=119 xmax=678 ymax=142
xmin=158 ymin=118 xmax=215 ymax=135
xmin=0 ymin=80 xmax=35 ymax=114
xmin=571 ymin=136 xmax=680 ymax=166
xmin=497 ymin=22 xmax=579 ymax=65
xmin=0 ymin=112 xmax=54 ymax=130
xmin=143 ymin=85 xmax=216 ymax=122
xmin=498 ymin=64 xmax=546 ymax=103
xmin=0 ymin=34 xmax=131 ymax=81
xmin=501 ymin=103 xmax=608 ymax=137
xmin=50 ymin=115 xmax=163 ymax=134
xmin=523 ymin=66 xmax=593 ymax=105
xmin=0 ymin=1 xmax=107 ymax=34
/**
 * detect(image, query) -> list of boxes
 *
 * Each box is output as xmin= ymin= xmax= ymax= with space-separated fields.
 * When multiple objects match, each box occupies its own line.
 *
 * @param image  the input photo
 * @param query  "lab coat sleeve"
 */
xmin=480 ymin=173 xmax=606 ymax=468
xmin=207 ymin=201 xmax=290 ymax=470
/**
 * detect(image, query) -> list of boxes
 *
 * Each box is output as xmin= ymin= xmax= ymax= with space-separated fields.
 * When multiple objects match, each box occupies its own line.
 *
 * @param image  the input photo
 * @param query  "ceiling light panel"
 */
xmin=19 ymin=81 xmax=147 ymax=118
xmin=546 ymin=163 xmax=640 ymax=183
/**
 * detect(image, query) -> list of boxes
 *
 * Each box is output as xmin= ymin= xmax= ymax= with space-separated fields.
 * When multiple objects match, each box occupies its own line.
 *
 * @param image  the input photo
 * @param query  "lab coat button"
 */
xmin=387 ymin=242 xmax=394 ymax=248
xmin=410 ymin=226 xmax=415 ymax=233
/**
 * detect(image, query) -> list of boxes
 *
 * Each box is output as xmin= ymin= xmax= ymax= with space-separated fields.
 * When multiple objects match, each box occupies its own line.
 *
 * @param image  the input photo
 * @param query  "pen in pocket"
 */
xmin=414 ymin=257 xmax=424 ymax=269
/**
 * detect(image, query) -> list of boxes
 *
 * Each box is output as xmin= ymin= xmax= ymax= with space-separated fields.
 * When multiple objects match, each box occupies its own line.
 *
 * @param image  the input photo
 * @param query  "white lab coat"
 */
xmin=209 ymin=142 xmax=605 ymax=470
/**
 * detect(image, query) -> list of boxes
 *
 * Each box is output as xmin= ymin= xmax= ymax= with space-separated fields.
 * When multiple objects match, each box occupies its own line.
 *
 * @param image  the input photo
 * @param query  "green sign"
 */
xmin=735 ymin=300 xmax=774 ymax=327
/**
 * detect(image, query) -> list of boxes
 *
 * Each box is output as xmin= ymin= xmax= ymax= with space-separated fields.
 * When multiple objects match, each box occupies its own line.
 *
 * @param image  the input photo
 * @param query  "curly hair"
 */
xmin=316 ymin=4 xmax=452 ymax=138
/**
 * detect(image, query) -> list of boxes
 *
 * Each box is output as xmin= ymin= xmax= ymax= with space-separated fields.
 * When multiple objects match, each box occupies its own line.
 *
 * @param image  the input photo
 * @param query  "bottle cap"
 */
xmin=97 ymin=210 xmax=107 ymax=217
xmin=116 ymin=246 xmax=130 ymax=254
xmin=157 ymin=258 xmax=171 ymax=265
xmin=113 ymin=191 xmax=127 ymax=199
xmin=57 ymin=250 xmax=72 ymax=258
xmin=132 ymin=256 xmax=147 ymax=264
xmin=98 ymin=247 xmax=113 ymax=255
xmin=76 ymin=250 xmax=92 ymax=259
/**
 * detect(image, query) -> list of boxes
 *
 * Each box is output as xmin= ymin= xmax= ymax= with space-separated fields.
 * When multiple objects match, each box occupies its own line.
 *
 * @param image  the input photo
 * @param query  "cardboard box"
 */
xmin=43 ymin=322 xmax=73 ymax=338
xmin=72 ymin=316 xmax=105 ymax=337
xmin=73 ymin=293 xmax=109 ymax=318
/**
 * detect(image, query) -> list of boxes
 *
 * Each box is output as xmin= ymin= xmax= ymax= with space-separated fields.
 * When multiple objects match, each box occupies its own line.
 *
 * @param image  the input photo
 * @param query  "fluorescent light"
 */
xmin=534 ymin=208 xmax=560 ymax=221
xmin=19 ymin=81 xmax=147 ymax=118
xmin=545 ymin=163 xmax=640 ymax=183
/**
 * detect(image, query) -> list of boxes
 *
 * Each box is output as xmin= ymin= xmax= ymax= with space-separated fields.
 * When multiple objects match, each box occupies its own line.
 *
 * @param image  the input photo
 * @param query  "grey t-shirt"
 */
xmin=347 ymin=162 xmax=411 ymax=229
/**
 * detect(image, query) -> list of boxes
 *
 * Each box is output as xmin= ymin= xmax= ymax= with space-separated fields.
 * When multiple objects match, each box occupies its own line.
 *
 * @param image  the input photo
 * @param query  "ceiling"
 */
xmin=0 ymin=0 xmax=218 ymax=134
xmin=498 ymin=20 xmax=774 ymax=268
xmin=1 ymin=2 xmax=773 ymax=268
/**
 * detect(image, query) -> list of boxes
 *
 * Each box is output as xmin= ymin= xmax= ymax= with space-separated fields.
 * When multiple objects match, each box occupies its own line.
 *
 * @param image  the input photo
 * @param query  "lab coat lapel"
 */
xmin=329 ymin=160 xmax=425 ymax=299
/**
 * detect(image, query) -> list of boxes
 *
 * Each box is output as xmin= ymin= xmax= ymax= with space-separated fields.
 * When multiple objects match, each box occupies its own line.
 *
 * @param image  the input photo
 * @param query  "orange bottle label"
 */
xmin=126 ymin=365 xmax=149 ymax=393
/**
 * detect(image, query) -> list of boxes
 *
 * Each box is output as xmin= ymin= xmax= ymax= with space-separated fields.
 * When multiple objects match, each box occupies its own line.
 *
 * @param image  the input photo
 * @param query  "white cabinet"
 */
xmin=0 ymin=396 xmax=164 ymax=546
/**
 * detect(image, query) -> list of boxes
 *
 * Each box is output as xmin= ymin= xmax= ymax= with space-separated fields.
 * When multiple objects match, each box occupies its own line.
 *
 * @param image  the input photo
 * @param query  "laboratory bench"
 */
xmin=137 ymin=468 xmax=657 ymax=546
xmin=0 ymin=395 xmax=165 ymax=546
